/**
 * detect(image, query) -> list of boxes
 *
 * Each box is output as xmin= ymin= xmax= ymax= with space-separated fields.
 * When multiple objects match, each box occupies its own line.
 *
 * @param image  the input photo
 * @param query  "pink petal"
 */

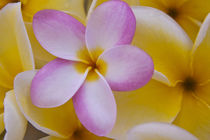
xmin=86 ymin=1 xmax=136 ymax=58
xmin=97 ymin=45 xmax=154 ymax=91
xmin=33 ymin=10 xmax=87 ymax=62
xmin=73 ymin=71 xmax=116 ymax=136
xmin=31 ymin=58 xmax=89 ymax=108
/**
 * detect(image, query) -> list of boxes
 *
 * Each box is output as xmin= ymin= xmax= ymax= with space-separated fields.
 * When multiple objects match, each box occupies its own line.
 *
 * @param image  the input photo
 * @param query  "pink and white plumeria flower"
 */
xmin=31 ymin=0 xmax=154 ymax=136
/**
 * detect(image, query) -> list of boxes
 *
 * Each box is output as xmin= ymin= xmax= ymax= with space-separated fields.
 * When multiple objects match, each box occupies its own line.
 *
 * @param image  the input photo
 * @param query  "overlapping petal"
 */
xmin=0 ymin=113 xmax=4 ymax=134
xmin=86 ymin=1 xmax=136 ymax=60
xmin=33 ymin=10 xmax=89 ymax=62
xmin=127 ymin=122 xmax=198 ymax=140
xmin=31 ymin=58 xmax=89 ymax=108
xmin=132 ymin=6 xmax=193 ymax=85
xmin=173 ymin=93 xmax=210 ymax=140
xmin=192 ymin=13 xmax=210 ymax=83
xmin=0 ymin=2 xmax=34 ymax=77
xmin=109 ymin=80 xmax=182 ymax=139
xmin=97 ymin=45 xmax=153 ymax=91
xmin=14 ymin=70 xmax=79 ymax=138
xmin=73 ymin=71 xmax=116 ymax=136
xmin=4 ymin=90 xmax=27 ymax=140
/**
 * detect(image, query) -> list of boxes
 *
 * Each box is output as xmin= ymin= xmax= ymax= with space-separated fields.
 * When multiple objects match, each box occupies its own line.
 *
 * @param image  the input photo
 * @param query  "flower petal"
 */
xmin=86 ymin=1 xmax=136 ymax=60
xmin=25 ymin=22 xmax=55 ymax=69
xmin=0 ymin=113 xmax=4 ymax=134
xmin=21 ymin=0 xmax=86 ymax=22
xmin=180 ymin=0 xmax=210 ymax=22
xmin=192 ymin=13 xmax=210 ymax=83
xmin=109 ymin=80 xmax=182 ymax=139
xmin=132 ymin=6 xmax=193 ymax=85
xmin=33 ymin=10 xmax=89 ymax=62
xmin=73 ymin=71 xmax=116 ymax=136
xmin=4 ymin=90 xmax=27 ymax=140
xmin=0 ymin=2 xmax=34 ymax=88
xmin=127 ymin=122 xmax=198 ymax=140
xmin=14 ymin=70 xmax=79 ymax=138
xmin=31 ymin=58 xmax=89 ymax=108
xmin=173 ymin=93 xmax=210 ymax=140
xmin=97 ymin=45 xmax=154 ymax=91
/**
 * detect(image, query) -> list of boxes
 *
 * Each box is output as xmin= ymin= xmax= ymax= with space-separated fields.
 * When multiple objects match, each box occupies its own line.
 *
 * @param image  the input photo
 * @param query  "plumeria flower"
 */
xmin=127 ymin=122 xmax=198 ymax=140
xmin=88 ymin=0 xmax=210 ymax=41
xmin=109 ymin=7 xmax=210 ymax=140
xmin=0 ymin=2 xmax=35 ymax=140
xmin=30 ymin=0 xmax=154 ymax=136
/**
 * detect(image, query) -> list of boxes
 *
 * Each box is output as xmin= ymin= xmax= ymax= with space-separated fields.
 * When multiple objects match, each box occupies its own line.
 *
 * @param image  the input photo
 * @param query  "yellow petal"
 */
xmin=24 ymin=22 xmax=55 ymax=69
xmin=21 ymin=0 xmax=86 ymax=22
xmin=0 ymin=2 xmax=34 ymax=81
xmin=14 ymin=70 xmax=78 ymax=138
xmin=132 ymin=6 xmax=193 ymax=85
xmin=180 ymin=0 xmax=210 ymax=22
xmin=196 ymin=82 xmax=210 ymax=106
xmin=173 ymin=93 xmax=210 ymax=140
xmin=109 ymin=79 xmax=182 ymax=139
xmin=127 ymin=122 xmax=198 ymax=140
xmin=192 ymin=13 xmax=210 ymax=83
xmin=4 ymin=90 xmax=27 ymax=140
xmin=0 ymin=113 xmax=4 ymax=134
xmin=0 ymin=86 xmax=9 ymax=109
xmin=176 ymin=15 xmax=201 ymax=42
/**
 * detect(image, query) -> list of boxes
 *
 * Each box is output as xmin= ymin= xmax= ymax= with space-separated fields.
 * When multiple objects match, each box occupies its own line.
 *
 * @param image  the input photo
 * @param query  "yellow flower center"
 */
xmin=181 ymin=77 xmax=197 ymax=92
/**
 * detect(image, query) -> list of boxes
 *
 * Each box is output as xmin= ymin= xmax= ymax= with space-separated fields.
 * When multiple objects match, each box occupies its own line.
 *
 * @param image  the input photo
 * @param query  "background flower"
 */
xmin=0 ymin=2 xmax=34 ymax=140
xmin=109 ymin=6 xmax=210 ymax=140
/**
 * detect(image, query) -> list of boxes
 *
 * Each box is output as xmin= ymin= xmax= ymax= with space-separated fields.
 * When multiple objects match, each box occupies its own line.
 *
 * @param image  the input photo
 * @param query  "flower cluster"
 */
xmin=0 ymin=0 xmax=209 ymax=140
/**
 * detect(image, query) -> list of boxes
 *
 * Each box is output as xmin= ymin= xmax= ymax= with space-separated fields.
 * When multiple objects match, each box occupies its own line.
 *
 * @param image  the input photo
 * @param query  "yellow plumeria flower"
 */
xmin=0 ymin=2 xmax=34 ymax=139
xmin=14 ymin=70 xmax=112 ymax=140
xmin=108 ymin=7 xmax=210 ymax=140
xmin=139 ymin=0 xmax=210 ymax=41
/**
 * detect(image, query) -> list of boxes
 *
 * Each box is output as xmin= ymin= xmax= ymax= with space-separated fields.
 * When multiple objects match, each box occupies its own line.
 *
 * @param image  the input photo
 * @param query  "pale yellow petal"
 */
xmin=173 ymin=93 xmax=210 ymax=140
xmin=4 ymin=90 xmax=27 ymax=140
xmin=21 ymin=0 xmax=86 ymax=22
xmin=109 ymin=80 xmax=182 ymax=139
xmin=14 ymin=70 xmax=78 ymax=138
xmin=25 ymin=22 xmax=55 ymax=69
xmin=132 ymin=6 xmax=193 ymax=85
xmin=0 ymin=2 xmax=34 ymax=79
xmin=0 ymin=113 xmax=4 ymax=135
xmin=127 ymin=122 xmax=198 ymax=140
xmin=192 ymin=13 xmax=210 ymax=83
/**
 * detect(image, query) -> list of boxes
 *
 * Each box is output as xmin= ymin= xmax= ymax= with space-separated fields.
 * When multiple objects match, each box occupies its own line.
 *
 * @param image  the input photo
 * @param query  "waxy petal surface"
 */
xmin=33 ymin=10 xmax=88 ymax=62
xmin=109 ymin=80 xmax=182 ymax=139
xmin=86 ymin=1 xmax=136 ymax=60
xmin=73 ymin=71 xmax=116 ymax=136
xmin=0 ymin=2 xmax=34 ymax=88
xmin=31 ymin=58 xmax=89 ymax=108
xmin=173 ymin=93 xmax=210 ymax=140
xmin=98 ymin=45 xmax=153 ymax=91
xmin=14 ymin=70 xmax=79 ymax=138
xmin=132 ymin=6 xmax=193 ymax=85
xmin=192 ymin=14 xmax=210 ymax=83
xmin=4 ymin=90 xmax=27 ymax=140
xmin=127 ymin=122 xmax=198 ymax=140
